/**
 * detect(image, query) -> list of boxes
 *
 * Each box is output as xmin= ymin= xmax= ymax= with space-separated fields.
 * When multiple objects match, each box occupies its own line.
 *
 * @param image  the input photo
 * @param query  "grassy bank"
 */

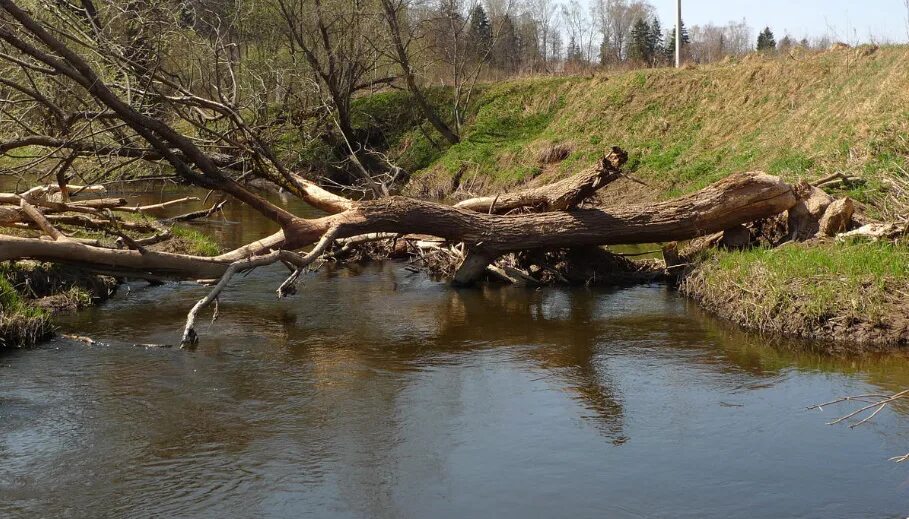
xmin=0 ymin=275 xmax=53 ymax=348
xmin=681 ymin=242 xmax=909 ymax=350
xmin=0 ymin=224 xmax=220 ymax=348
xmin=397 ymin=45 xmax=908 ymax=209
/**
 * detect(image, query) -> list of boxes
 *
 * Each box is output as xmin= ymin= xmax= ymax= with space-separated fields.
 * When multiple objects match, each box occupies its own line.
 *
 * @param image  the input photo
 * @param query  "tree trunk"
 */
xmin=1 ymin=172 xmax=797 ymax=283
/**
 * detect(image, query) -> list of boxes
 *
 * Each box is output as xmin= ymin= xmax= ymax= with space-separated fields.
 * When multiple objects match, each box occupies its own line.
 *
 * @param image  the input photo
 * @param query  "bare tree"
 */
xmin=377 ymin=0 xmax=461 ymax=144
xmin=688 ymin=19 xmax=751 ymax=64
xmin=562 ymin=0 xmax=596 ymax=66
xmin=273 ymin=0 xmax=393 ymax=189
xmin=593 ymin=0 xmax=652 ymax=65
xmin=529 ymin=0 xmax=558 ymax=70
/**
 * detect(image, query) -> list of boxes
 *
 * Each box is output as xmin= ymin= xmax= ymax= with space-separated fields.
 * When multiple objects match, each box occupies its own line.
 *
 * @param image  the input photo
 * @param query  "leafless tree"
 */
xmin=529 ymin=0 xmax=558 ymax=70
xmin=593 ymin=0 xmax=652 ymax=65
xmin=688 ymin=19 xmax=752 ymax=64
xmin=376 ymin=0 xmax=461 ymax=145
xmin=273 ymin=0 xmax=394 ymax=188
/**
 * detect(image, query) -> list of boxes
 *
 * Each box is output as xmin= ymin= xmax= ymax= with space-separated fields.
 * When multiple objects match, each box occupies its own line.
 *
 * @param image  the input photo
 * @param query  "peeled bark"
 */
xmin=787 ymin=181 xmax=834 ymax=240
xmin=1 ymin=171 xmax=795 ymax=285
xmin=455 ymin=147 xmax=628 ymax=214
xmin=818 ymin=197 xmax=855 ymax=236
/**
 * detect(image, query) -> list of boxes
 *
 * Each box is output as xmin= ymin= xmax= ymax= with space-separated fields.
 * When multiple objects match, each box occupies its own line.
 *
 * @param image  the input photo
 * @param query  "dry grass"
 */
xmin=405 ymin=45 xmax=909 ymax=211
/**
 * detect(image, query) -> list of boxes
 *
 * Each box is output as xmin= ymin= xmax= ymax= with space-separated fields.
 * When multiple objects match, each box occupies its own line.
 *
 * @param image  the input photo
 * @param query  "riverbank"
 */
xmin=680 ymin=241 xmax=909 ymax=352
xmin=0 ymin=225 xmax=220 ymax=348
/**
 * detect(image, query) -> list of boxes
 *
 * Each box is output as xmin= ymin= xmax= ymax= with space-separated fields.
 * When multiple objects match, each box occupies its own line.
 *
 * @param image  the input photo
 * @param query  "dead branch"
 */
xmin=181 ymin=227 xmax=340 ymax=346
xmin=455 ymin=147 xmax=628 ymax=213
xmin=112 ymin=197 xmax=200 ymax=213
xmin=169 ymin=199 xmax=228 ymax=222
xmin=810 ymin=389 xmax=909 ymax=462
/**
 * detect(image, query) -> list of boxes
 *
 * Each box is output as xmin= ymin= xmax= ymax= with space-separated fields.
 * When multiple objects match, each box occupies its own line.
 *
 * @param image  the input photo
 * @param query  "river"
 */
xmin=2 ymin=185 xmax=909 ymax=517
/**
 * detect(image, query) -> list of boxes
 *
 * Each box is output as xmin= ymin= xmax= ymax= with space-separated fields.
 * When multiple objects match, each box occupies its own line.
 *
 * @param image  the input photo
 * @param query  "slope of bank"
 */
xmin=681 ymin=241 xmax=909 ymax=352
xmin=397 ymin=45 xmax=908 ymax=213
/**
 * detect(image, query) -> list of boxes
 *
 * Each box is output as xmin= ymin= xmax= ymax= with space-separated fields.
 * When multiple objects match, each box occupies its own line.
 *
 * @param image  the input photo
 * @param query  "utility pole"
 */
xmin=675 ymin=0 xmax=682 ymax=67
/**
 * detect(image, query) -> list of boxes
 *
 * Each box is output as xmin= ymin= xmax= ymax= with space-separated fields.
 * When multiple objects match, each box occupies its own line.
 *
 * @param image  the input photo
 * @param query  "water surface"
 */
xmin=2 ymin=184 xmax=909 ymax=517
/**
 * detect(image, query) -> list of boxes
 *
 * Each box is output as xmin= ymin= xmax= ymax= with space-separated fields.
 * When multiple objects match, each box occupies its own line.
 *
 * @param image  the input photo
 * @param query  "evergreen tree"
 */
xmin=664 ymin=20 xmax=690 ymax=62
xmin=779 ymin=35 xmax=793 ymax=52
xmin=468 ymin=4 xmax=492 ymax=56
xmin=628 ymin=18 xmax=652 ymax=63
xmin=648 ymin=16 xmax=663 ymax=66
xmin=566 ymin=36 xmax=583 ymax=64
xmin=757 ymin=27 xmax=776 ymax=51
xmin=599 ymin=36 xmax=610 ymax=66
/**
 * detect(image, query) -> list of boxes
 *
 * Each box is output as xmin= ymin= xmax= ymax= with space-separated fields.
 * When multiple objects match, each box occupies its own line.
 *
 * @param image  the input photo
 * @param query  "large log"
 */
xmin=0 ymin=171 xmax=797 ymax=282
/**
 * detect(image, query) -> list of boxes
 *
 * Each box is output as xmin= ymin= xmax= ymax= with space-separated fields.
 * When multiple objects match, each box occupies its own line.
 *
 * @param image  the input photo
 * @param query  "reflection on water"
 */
xmin=3 ymin=182 xmax=909 ymax=517
xmin=2 ymin=262 xmax=909 ymax=518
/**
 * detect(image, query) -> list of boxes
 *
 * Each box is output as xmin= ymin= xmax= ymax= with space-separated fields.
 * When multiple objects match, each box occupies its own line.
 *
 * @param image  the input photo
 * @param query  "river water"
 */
xmin=2 ymin=185 xmax=909 ymax=517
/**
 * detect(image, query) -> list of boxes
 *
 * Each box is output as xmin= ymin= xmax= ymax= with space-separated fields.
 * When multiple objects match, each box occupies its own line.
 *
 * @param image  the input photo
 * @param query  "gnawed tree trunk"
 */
xmin=453 ymin=147 xmax=629 ymax=213
xmin=1 ymin=171 xmax=797 ymax=284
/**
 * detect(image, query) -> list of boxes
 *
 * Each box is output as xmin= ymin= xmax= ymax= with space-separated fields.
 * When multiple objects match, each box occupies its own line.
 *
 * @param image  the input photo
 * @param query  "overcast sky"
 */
xmin=646 ymin=0 xmax=909 ymax=43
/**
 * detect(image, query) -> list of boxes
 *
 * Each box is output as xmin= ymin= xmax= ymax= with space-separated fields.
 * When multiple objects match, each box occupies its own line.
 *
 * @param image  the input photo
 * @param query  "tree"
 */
xmin=648 ymin=16 xmax=663 ymax=65
xmin=468 ymin=4 xmax=493 ymax=57
xmin=778 ymin=35 xmax=794 ymax=53
xmin=593 ymin=0 xmax=652 ymax=65
xmin=492 ymin=14 xmax=519 ymax=73
xmin=377 ymin=0 xmax=461 ymax=145
xmin=757 ymin=27 xmax=776 ymax=51
xmin=566 ymin=36 xmax=583 ymax=64
xmin=628 ymin=18 xmax=651 ymax=64
xmin=562 ymin=0 xmax=595 ymax=65
xmin=529 ymin=0 xmax=558 ymax=69
xmin=664 ymin=19 xmax=689 ymax=63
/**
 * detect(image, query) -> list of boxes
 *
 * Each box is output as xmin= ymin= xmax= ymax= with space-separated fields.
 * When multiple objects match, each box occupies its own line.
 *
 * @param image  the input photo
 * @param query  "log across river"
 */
xmin=2 ymin=185 xmax=909 ymax=517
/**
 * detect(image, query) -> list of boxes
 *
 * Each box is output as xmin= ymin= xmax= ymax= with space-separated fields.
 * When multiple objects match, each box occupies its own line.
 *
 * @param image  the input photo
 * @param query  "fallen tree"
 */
xmin=0 ymin=169 xmax=798 ymax=280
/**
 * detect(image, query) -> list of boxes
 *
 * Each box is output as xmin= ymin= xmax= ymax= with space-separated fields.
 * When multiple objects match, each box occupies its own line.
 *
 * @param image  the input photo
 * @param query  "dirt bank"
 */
xmin=679 ymin=241 xmax=909 ymax=353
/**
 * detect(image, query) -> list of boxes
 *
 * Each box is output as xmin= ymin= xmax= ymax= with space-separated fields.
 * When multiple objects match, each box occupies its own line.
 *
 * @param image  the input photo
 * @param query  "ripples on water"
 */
xmin=2 ymin=186 xmax=909 ymax=517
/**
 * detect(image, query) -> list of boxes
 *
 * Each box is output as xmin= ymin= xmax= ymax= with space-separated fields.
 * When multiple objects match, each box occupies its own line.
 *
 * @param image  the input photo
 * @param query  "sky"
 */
xmin=647 ymin=0 xmax=909 ymax=44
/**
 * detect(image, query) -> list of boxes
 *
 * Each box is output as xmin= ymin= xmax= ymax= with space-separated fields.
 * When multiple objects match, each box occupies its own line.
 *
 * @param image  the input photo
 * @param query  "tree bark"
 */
xmin=0 ymin=171 xmax=797 ymax=283
xmin=455 ymin=147 xmax=627 ymax=213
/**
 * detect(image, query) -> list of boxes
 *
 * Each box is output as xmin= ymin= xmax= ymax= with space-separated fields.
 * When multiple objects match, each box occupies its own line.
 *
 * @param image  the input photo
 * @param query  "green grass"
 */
xmin=0 ymin=276 xmax=52 ymax=348
xmin=169 ymin=226 xmax=221 ymax=257
xmin=687 ymin=242 xmax=909 ymax=328
xmin=402 ymin=45 xmax=909 ymax=207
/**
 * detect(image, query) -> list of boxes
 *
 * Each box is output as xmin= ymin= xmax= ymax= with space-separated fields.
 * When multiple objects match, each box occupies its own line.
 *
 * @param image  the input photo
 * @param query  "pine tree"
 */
xmin=664 ymin=20 xmax=690 ymax=62
xmin=648 ymin=16 xmax=663 ymax=66
xmin=566 ymin=36 xmax=583 ymax=64
xmin=629 ymin=18 xmax=652 ymax=64
xmin=599 ymin=36 xmax=609 ymax=66
xmin=757 ymin=27 xmax=776 ymax=51
xmin=468 ymin=4 xmax=492 ymax=56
